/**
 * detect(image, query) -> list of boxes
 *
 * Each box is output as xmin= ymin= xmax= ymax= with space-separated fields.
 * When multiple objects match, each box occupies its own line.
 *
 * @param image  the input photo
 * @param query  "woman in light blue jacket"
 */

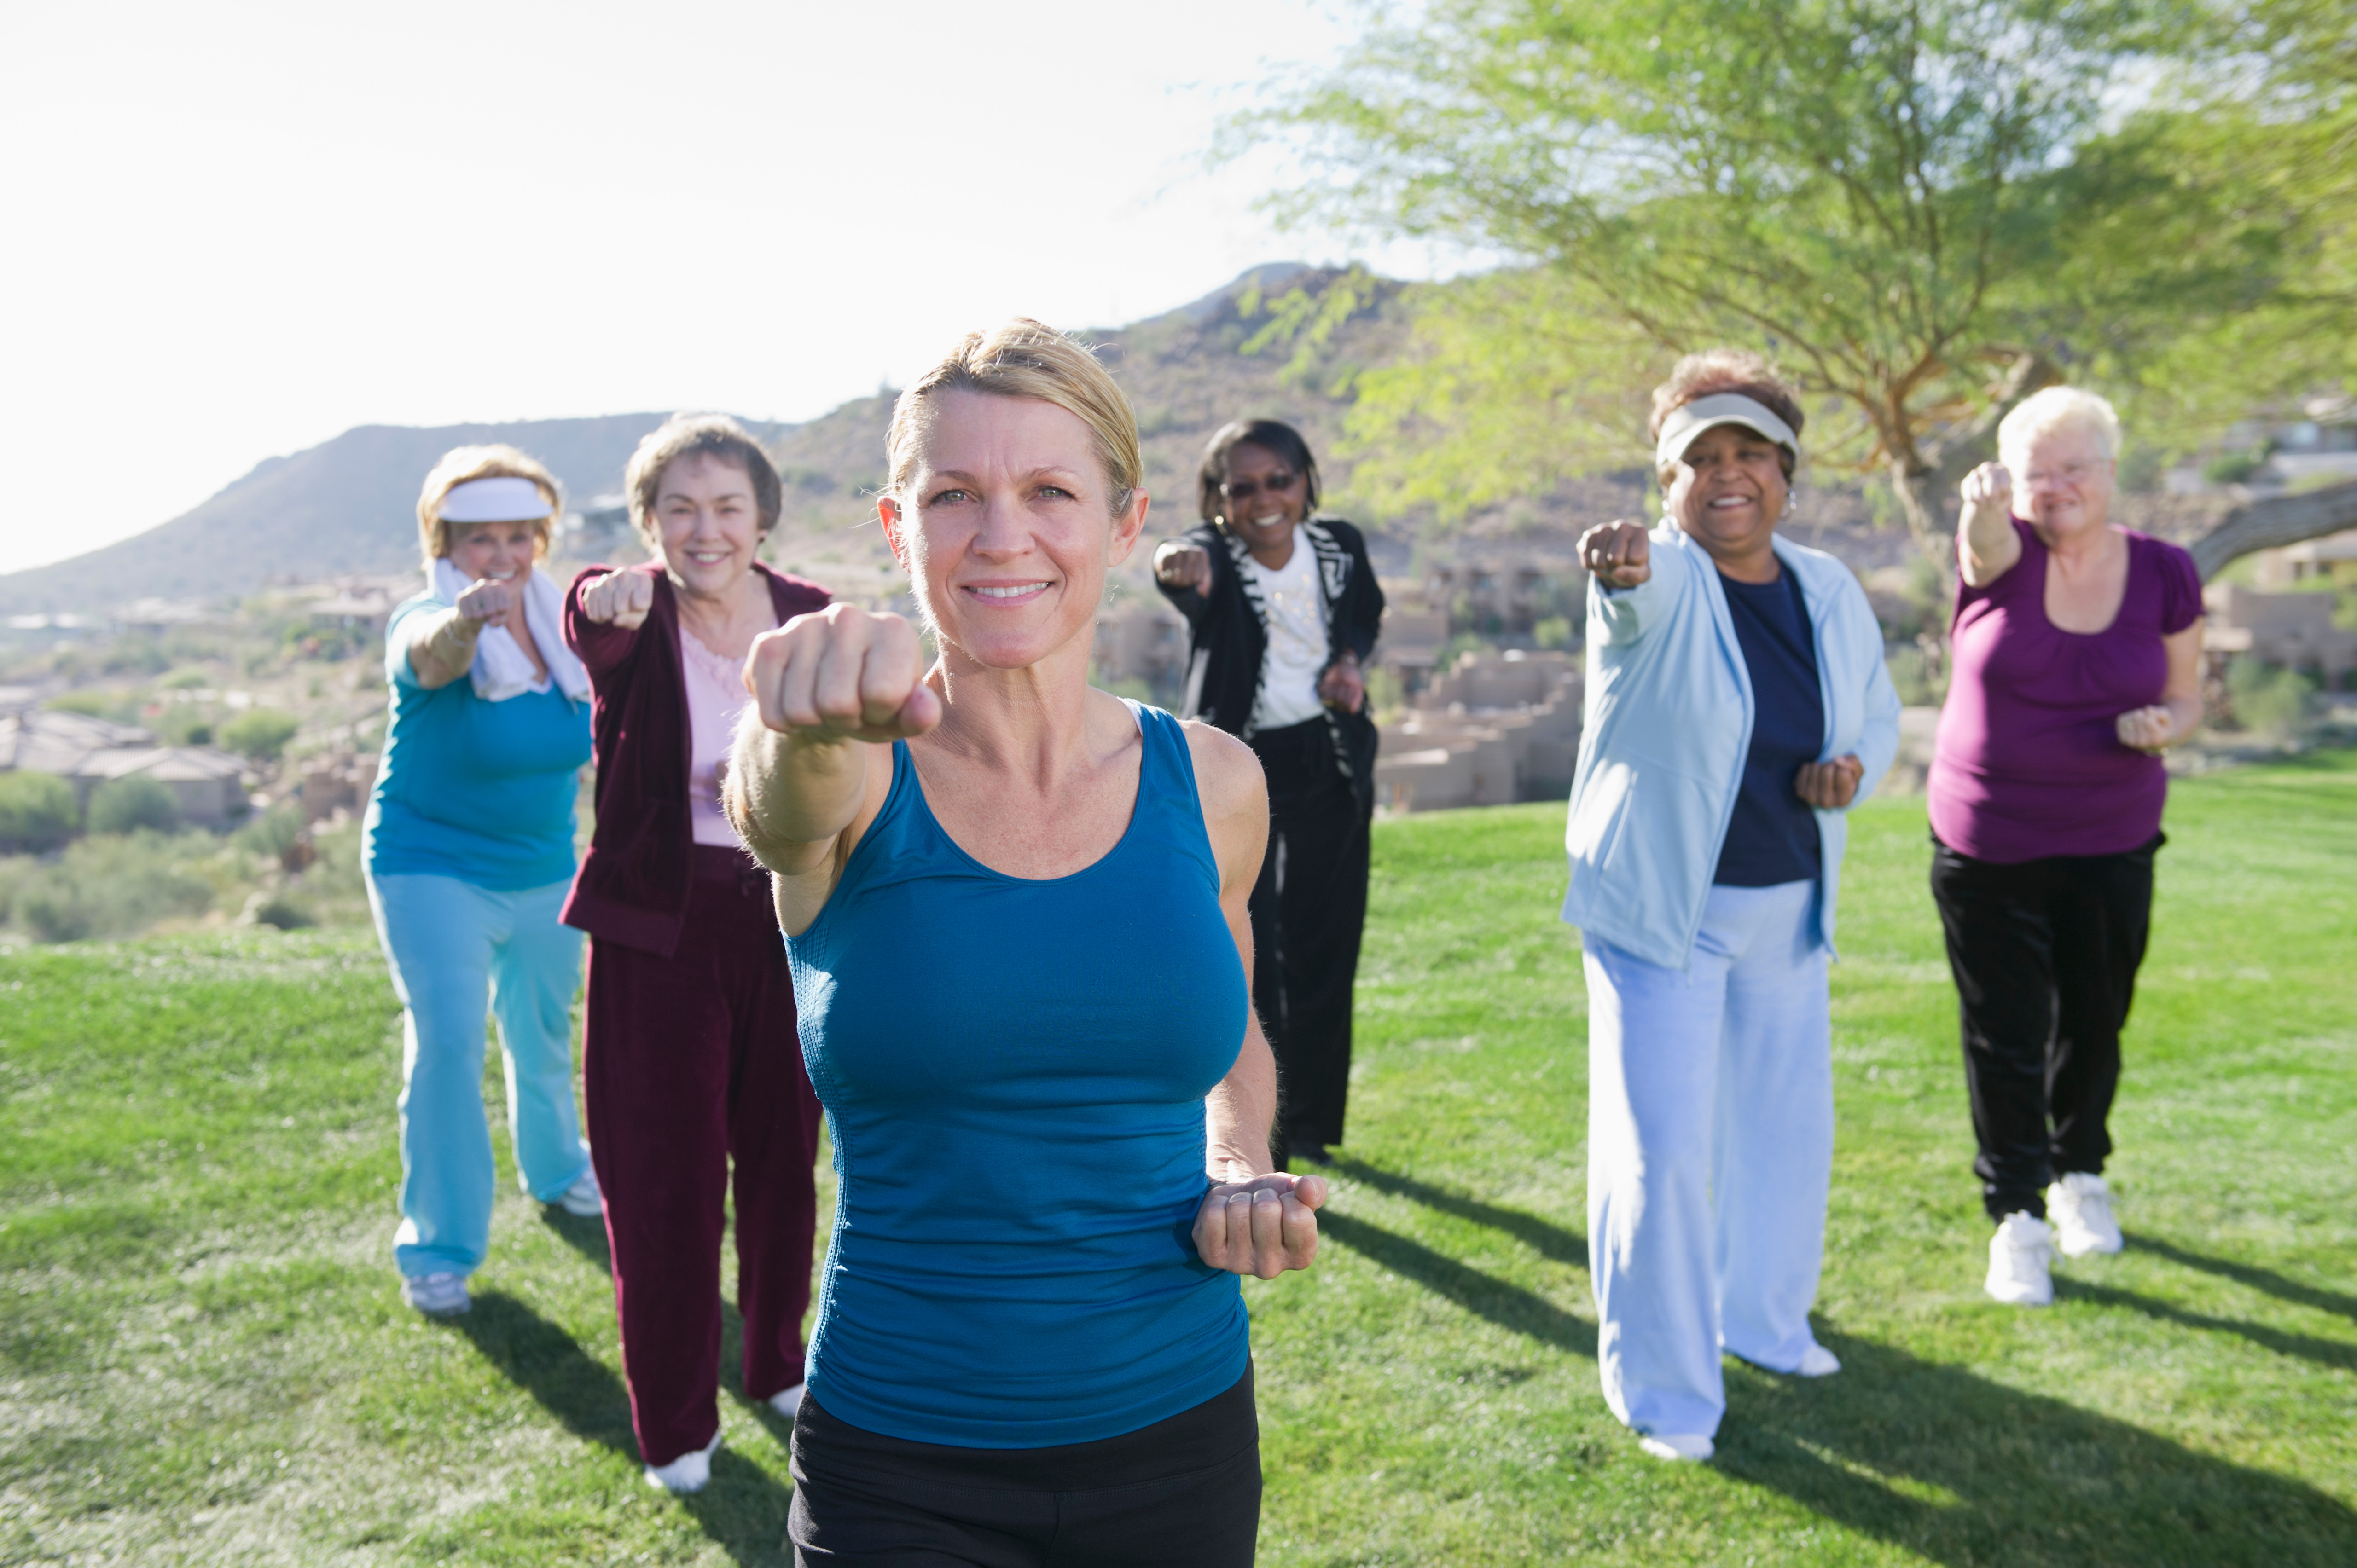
xmin=1564 ymin=351 xmax=1900 ymax=1464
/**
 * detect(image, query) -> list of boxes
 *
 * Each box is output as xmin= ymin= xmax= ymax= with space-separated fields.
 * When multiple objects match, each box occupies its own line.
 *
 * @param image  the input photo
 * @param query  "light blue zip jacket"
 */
xmin=1562 ymin=524 xmax=1902 ymax=970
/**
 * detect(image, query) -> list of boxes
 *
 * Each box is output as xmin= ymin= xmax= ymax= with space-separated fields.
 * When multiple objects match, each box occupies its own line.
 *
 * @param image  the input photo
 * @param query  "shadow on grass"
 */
xmin=538 ymin=1205 xmax=613 ymax=1273
xmin=448 ymin=1291 xmax=795 ymax=1567
xmin=2056 ymin=1277 xmax=2357 ymax=1373
xmin=1335 ymin=1157 xmax=1588 ymax=1268
xmin=2127 ymin=1231 xmax=2357 ymax=1325
xmin=1719 ymin=1331 xmax=2357 ymax=1567
xmin=1319 ymin=1211 xmax=1596 ymax=1358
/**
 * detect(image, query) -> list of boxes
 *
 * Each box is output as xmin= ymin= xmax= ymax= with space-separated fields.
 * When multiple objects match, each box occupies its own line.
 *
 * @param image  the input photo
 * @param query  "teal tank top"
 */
xmin=786 ymin=701 xmax=1251 ymax=1448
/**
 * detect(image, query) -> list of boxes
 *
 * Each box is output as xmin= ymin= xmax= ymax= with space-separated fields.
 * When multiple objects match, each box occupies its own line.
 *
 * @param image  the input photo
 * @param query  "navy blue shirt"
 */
xmin=1714 ymin=567 xmax=1824 ymax=887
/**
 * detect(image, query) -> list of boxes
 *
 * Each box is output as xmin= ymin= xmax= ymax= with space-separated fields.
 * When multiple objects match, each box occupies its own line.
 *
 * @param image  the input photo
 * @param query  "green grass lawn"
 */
xmin=3 ymin=754 xmax=2353 ymax=1566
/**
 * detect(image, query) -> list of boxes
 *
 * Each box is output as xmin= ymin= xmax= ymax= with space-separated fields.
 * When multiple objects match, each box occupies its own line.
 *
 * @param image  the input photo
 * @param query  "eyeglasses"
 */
xmin=1220 ymin=470 xmax=1301 ymax=502
xmin=2024 ymin=460 xmax=2108 ymax=487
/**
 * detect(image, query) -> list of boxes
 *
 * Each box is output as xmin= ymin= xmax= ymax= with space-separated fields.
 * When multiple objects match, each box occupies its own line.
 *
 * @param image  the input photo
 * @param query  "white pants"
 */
xmin=1584 ymin=879 xmax=1833 ymax=1438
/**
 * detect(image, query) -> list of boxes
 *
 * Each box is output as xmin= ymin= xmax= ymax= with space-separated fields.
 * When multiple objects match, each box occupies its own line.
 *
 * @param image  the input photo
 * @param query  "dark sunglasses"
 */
xmin=1220 ymin=470 xmax=1302 ymax=502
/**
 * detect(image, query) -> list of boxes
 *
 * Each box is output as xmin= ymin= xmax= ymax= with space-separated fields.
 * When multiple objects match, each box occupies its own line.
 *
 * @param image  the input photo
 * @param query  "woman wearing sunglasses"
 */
xmin=1154 ymin=419 xmax=1384 ymax=1169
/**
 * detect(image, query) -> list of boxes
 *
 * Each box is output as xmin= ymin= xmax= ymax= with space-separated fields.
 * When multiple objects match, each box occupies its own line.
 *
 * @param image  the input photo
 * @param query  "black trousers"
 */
xmin=787 ymin=1365 xmax=1260 ymax=1567
xmin=1929 ymin=833 xmax=2161 ymax=1222
xmin=1246 ymin=717 xmax=1372 ymax=1165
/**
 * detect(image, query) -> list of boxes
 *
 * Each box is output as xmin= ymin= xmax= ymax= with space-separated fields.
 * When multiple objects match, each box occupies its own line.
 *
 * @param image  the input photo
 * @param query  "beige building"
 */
xmin=0 ymin=709 xmax=250 ymax=826
xmin=1373 ymin=650 xmax=1583 ymax=813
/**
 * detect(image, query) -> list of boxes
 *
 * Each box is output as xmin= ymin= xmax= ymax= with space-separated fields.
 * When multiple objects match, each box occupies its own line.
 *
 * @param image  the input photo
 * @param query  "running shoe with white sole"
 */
xmin=2046 ymin=1171 xmax=2123 ymax=1257
xmin=401 ymin=1271 xmax=471 ymax=1317
xmin=1985 ymin=1211 xmax=2055 ymax=1306
xmin=646 ymin=1431 xmax=721 ymax=1494
xmin=1796 ymin=1344 xmax=1842 ymax=1377
xmin=1638 ymin=1433 xmax=1714 ymax=1462
xmin=553 ymin=1166 xmax=604 ymax=1219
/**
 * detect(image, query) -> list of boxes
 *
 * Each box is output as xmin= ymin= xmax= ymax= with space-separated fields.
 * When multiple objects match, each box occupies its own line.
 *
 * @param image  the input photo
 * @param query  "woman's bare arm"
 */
xmin=1186 ymin=720 xmax=1325 ymax=1278
xmin=2118 ymin=621 xmax=2205 ymax=752
xmin=405 ymin=578 xmax=515 ymax=690
xmin=1957 ymin=462 xmax=2024 ymax=588
xmin=725 ymin=604 xmax=941 ymax=935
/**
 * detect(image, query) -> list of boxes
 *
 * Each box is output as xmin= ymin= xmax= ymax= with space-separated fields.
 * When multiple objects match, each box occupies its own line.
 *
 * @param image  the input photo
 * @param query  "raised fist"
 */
xmin=580 ymin=570 xmax=654 ymax=629
xmin=745 ymin=602 xmax=941 ymax=744
xmin=1155 ymin=541 xmax=1212 ymax=594
xmin=2116 ymin=704 xmax=2176 ymax=754
xmin=1579 ymin=520 xmax=1651 ymax=589
xmin=455 ymin=578 xmax=518 ymax=624
xmin=1960 ymin=462 xmax=2014 ymax=528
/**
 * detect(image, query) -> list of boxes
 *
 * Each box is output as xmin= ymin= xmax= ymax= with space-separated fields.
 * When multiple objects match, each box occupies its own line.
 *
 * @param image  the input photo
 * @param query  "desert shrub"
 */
xmin=87 ymin=775 xmax=182 ymax=835
xmin=0 ymin=771 xmax=79 ymax=851
xmin=45 ymin=689 xmax=145 ymax=723
xmin=249 ymin=894 xmax=314 ymax=930
xmin=156 ymin=708 xmax=215 ymax=746
xmin=234 ymin=800 xmax=308 ymax=860
xmin=220 ymin=708 xmax=301 ymax=762
xmin=2203 ymin=447 xmax=2270 ymax=486
xmin=4 ymin=829 xmax=215 ymax=942
xmin=1887 ymin=645 xmax=1949 ymax=707
xmin=2226 ymin=660 xmax=2313 ymax=740
xmin=1533 ymin=615 xmax=1573 ymax=649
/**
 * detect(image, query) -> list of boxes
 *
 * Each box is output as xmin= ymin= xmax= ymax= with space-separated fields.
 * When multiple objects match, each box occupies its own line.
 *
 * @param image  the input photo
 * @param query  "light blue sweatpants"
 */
xmin=366 ymin=871 xmax=590 ymax=1279
xmin=1584 ymin=879 xmax=1834 ymax=1440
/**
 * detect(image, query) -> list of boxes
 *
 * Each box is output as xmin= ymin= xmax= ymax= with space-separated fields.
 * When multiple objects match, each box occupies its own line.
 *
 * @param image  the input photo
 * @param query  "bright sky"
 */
xmin=0 ymin=0 xmax=1451 ymax=577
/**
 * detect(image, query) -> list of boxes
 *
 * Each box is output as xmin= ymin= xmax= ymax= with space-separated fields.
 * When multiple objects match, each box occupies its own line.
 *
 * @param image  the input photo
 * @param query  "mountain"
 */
xmin=0 ymin=413 xmax=788 ymax=615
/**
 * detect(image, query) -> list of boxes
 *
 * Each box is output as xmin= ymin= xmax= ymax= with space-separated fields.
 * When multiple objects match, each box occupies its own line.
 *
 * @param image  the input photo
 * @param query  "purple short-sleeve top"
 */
xmin=1927 ymin=519 xmax=2202 ymax=864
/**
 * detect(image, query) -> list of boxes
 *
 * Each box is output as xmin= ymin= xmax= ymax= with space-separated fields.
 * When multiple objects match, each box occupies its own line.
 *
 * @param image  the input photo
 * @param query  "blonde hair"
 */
xmin=624 ymin=413 xmax=784 ymax=545
xmin=415 ymin=445 xmax=561 ymax=569
xmin=885 ymin=319 xmax=1141 ymax=514
xmin=1998 ymin=386 xmax=2122 ymax=474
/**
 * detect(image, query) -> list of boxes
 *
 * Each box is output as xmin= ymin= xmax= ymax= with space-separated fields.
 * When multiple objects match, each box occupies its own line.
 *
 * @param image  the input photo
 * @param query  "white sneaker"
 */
xmin=1985 ymin=1211 xmax=2055 ymax=1306
xmin=401 ymin=1271 xmax=470 ymax=1316
xmin=552 ymin=1167 xmax=604 ymax=1218
xmin=768 ymin=1382 xmax=806 ymax=1418
xmin=1638 ymin=1433 xmax=1714 ymax=1462
xmin=645 ymin=1431 xmax=721 ymax=1494
xmin=2047 ymin=1172 xmax=2123 ymax=1258
xmin=1796 ymin=1344 xmax=1841 ymax=1377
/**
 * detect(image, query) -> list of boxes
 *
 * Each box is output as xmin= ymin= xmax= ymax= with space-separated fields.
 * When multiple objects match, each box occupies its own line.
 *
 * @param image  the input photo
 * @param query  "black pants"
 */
xmin=1246 ymin=718 xmax=1372 ymax=1165
xmin=1929 ymin=833 xmax=2161 ymax=1222
xmin=787 ymin=1365 xmax=1260 ymax=1567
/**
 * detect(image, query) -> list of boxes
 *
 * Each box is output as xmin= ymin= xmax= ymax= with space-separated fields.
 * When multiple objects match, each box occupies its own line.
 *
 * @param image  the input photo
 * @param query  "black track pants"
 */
xmin=1929 ymin=833 xmax=2160 ymax=1223
xmin=1246 ymin=717 xmax=1371 ymax=1165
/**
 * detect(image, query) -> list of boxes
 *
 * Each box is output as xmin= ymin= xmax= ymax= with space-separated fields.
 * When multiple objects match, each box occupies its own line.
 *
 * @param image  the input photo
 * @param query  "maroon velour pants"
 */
xmin=583 ymin=845 xmax=823 ymax=1469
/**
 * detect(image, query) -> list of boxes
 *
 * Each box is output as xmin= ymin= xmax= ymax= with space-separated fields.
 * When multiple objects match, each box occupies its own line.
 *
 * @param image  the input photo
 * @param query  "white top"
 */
xmin=1240 ymin=530 xmax=1329 ymax=731
xmin=679 ymin=621 xmax=771 ymax=847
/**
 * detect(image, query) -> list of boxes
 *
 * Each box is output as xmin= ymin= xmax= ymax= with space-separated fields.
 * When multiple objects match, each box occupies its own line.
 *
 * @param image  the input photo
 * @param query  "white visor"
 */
xmin=438 ymin=475 xmax=552 ymax=523
xmin=1655 ymin=393 xmax=1799 ymax=470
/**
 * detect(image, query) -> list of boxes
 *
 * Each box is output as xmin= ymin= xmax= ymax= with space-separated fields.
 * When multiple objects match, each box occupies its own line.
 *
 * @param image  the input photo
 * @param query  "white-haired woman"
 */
xmin=1932 ymin=387 xmax=2203 ymax=1307
xmin=1567 ymin=350 xmax=1901 ymax=1462
xmin=728 ymin=320 xmax=1325 ymax=1565
xmin=363 ymin=446 xmax=599 ymax=1318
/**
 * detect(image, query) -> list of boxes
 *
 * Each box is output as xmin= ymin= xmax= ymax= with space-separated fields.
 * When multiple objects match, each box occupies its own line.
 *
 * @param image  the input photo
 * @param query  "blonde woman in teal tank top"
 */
xmin=726 ymin=321 xmax=1327 ymax=1567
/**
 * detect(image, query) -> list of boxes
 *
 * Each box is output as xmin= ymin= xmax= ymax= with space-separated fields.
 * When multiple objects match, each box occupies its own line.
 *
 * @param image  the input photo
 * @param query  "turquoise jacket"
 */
xmin=1562 ymin=524 xmax=1902 ymax=970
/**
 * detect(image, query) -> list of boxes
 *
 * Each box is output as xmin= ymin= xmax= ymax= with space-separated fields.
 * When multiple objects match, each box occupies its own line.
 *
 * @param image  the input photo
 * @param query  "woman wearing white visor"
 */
xmin=1564 ymin=351 xmax=1900 ymax=1461
xmin=362 ymin=446 xmax=600 ymax=1318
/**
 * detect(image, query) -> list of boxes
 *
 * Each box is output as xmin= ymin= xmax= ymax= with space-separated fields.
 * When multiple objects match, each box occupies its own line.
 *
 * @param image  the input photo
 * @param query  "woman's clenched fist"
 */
xmin=580 ymin=570 xmax=654 ymax=628
xmin=744 ymin=603 xmax=942 ymax=744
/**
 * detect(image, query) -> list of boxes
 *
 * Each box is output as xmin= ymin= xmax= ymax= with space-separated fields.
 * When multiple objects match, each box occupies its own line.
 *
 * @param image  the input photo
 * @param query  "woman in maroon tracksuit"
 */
xmin=562 ymin=413 xmax=830 ymax=1493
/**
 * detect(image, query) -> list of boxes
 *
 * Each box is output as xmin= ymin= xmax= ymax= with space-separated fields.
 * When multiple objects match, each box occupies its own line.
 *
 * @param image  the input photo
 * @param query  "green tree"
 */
xmin=1244 ymin=0 xmax=2351 ymax=563
xmin=0 ymin=771 xmax=80 ymax=851
xmin=220 ymin=708 xmax=300 ymax=763
xmin=87 ymin=775 xmax=181 ymax=836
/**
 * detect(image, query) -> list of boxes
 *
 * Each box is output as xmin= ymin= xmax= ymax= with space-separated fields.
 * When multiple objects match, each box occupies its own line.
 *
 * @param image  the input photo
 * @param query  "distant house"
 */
xmin=2204 ymin=584 xmax=2357 ymax=685
xmin=0 ymin=709 xmax=250 ymax=827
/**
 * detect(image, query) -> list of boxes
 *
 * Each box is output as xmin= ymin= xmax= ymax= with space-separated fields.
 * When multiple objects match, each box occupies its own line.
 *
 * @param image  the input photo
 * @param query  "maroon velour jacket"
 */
xmin=559 ymin=561 xmax=830 ymax=957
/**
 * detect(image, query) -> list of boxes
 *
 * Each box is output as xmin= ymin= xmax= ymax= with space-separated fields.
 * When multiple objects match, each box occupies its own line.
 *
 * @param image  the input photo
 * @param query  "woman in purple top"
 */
xmin=1927 ymin=386 xmax=2204 ymax=1309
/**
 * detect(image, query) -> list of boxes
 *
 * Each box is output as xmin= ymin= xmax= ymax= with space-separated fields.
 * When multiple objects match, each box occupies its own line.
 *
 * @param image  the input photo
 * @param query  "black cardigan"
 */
xmin=1155 ymin=516 xmax=1385 ymax=808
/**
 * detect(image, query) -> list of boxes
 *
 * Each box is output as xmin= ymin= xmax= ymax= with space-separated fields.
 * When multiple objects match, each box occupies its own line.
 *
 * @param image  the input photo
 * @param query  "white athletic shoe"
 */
xmin=769 ymin=1382 xmax=806 ymax=1418
xmin=1985 ymin=1212 xmax=2055 ymax=1306
xmin=401 ymin=1271 xmax=470 ymax=1317
xmin=2047 ymin=1172 xmax=2123 ymax=1258
xmin=1638 ymin=1433 xmax=1714 ymax=1462
xmin=645 ymin=1431 xmax=721 ymax=1494
xmin=553 ymin=1167 xmax=604 ymax=1218
xmin=1796 ymin=1344 xmax=1842 ymax=1377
